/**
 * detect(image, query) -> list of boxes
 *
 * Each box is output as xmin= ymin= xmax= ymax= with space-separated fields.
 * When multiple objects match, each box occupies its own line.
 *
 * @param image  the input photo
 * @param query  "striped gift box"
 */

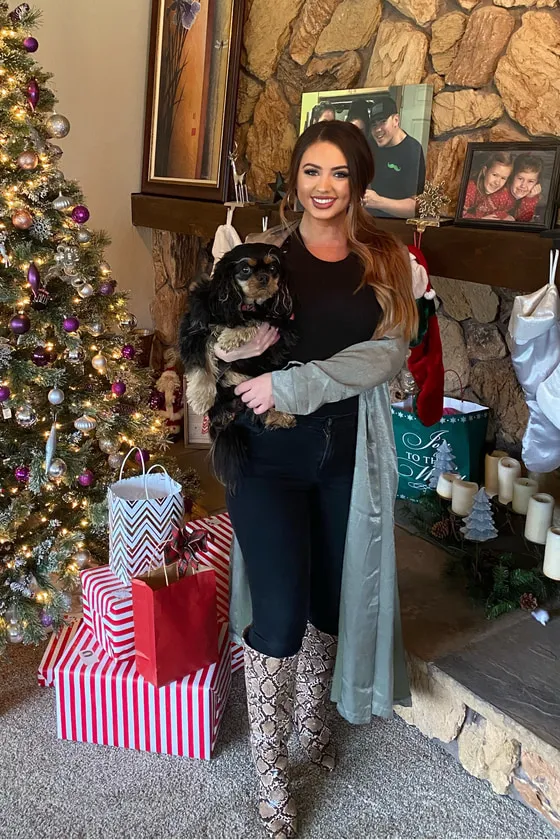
xmin=54 ymin=621 xmax=231 ymax=759
xmin=185 ymin=512 xmax=244 ymax=672
xmin=38 ymin=621 xmax=80 ymax=687
xmin=81 ymin=566 xmax=134 ymax=661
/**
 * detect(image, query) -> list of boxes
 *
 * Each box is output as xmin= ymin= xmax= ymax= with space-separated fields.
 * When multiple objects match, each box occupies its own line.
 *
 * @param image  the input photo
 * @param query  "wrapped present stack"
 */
xmin=38 ymin=511 xmax=241 ymax=760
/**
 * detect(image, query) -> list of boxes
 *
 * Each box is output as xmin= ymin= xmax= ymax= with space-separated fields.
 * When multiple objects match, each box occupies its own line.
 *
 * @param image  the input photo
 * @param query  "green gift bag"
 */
xmin=392 ymin=397 xmax=489 ymax=501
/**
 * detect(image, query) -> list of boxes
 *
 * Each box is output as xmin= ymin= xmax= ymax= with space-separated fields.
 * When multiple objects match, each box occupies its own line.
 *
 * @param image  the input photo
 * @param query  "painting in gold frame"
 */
xmin=142 ymin=0 xmax=244 ymax=202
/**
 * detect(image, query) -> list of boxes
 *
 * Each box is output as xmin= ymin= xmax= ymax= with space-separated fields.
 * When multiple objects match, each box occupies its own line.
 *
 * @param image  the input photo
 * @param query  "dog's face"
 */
xmin=223 ymin=243 xmax=284 ymax=305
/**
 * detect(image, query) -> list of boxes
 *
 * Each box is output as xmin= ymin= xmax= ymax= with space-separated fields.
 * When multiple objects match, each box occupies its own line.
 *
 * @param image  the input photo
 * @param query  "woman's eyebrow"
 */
xmin=301 ymin=163 xmax=349 ymax=171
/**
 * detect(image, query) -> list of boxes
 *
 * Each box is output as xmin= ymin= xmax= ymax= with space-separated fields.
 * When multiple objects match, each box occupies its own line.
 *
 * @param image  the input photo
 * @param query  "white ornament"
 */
xmin=74 ymin=414 xmax=97 ymax=432
xmin=77 ymin=283 xmax=95 ymax=299
xmin=45 ymin=422 xmax=57 ymax=472
xmin=91 ymin=353 xmax=107 ymax=374
xmin=47 ymin=387 xmax=65 ymax=406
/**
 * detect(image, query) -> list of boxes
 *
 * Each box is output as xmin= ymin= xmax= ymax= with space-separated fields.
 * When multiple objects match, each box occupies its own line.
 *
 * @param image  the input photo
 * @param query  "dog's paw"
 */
xmin=216 ymin=326 xmax=258 ymax=353
xmin=263 ymin=410 xmax=296 ymax=430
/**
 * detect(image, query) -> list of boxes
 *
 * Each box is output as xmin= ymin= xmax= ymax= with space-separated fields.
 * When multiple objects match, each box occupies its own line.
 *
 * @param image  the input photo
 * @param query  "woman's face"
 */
xmin=512 ymin=169 xmax=539 ymax=199
xmin=296 ymin=141 xmax=351 ymax=222
xmin=482 ymin=163 xmax=511 ymax=194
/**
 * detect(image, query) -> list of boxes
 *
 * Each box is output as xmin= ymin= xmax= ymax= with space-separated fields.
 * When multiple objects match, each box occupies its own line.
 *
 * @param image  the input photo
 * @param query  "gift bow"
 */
xmin=163 ymin=525 xmax=208 ymax=574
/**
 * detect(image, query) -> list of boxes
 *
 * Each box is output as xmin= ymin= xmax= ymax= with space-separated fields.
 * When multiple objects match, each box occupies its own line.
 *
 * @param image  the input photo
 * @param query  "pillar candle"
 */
xmin=484 ymin=450 xmax=508 ymax=497
xmin=497 ymin=457 xmax=522 ymax=504
xmin=524 ymin=493 xmax=555 ymax=545
xmin=451 ymin=479 xmax=478 ymax=516
xmin=543 ymin=527 xmax=560 ymax=581
xmin=511 ymin=478 xmax=539 ymax=515
xmin=436 ymin=472 xmax=460 ymax=500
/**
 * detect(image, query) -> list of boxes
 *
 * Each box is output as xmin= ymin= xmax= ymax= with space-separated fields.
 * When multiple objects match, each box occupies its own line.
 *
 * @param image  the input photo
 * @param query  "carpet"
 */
xmin=0 ymin=642 xmax=556 ymax=840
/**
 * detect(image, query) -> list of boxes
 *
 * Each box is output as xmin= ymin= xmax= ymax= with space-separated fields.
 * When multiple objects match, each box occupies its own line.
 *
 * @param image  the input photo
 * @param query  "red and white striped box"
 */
xmin=80 ymin=566 xmax=134 ymax=661
xmin=38 ymin=621 xmax=80 ymax=687
xmin=54 ymin=621 xmax=231 ymax=759
xmin=185 ymin=512 xmax=244 ymax=672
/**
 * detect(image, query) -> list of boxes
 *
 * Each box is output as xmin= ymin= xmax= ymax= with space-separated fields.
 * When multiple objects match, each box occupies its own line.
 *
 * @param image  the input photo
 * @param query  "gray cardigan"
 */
xmin=229 ymin=224 xmax=411 ymax=724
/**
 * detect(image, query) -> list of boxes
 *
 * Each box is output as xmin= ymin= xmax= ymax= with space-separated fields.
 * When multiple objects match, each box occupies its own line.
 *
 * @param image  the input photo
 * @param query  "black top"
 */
xmin=369 ymin=133 xmax=426 ymax=218
xmin=284 ymin=231 xmax=382 ymax=418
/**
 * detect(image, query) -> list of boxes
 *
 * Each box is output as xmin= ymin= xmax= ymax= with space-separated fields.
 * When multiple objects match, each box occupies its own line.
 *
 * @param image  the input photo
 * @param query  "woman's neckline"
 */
xmin=295 ymin=227 xmax=351 ymax=265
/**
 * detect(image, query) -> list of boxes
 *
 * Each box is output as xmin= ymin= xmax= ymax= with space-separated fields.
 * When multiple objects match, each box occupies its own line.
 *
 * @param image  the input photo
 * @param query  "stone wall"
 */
xmin=237 ymin=0 xmax=560 ymax=208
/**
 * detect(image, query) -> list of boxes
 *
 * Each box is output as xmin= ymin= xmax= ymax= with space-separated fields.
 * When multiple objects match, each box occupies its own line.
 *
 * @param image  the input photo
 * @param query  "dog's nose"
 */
xmin=257 ymin=273 xmax=269 ymax=286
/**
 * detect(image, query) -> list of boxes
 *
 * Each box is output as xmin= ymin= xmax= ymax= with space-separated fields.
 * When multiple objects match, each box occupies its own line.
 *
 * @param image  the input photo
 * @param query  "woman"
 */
xmin=216 ymin=121 xmax=418 ymax=838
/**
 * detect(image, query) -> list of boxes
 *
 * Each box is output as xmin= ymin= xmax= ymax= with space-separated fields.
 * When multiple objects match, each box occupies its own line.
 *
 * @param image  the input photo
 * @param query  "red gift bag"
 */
xmin=132 ymin=559 xmax=219 ymax=688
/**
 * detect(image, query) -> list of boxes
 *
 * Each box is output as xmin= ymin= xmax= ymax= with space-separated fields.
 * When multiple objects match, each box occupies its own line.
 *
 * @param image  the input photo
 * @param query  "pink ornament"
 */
xmin=111 ymin=381 xmax=126 ymax=397
xmin=23 ymin=36 xmax=38 ymax=52
xmin=78 ymin=469 xmax=95 ymax=487
xmin=14 ymin=465 xmax=30 ymax=483
xmin=134 ymin=449 xmax=150 ymax=466
xmin=121 ymin=344 xmax=136 ymax=360
xmin=71 ymin=205 xmax=90 ymax=224
xmin=27 ymin=262 xmax=40 ymax=296
xmin=9 ymin=313 xmax=30 ymax=335
xmin=27 ymin=78 xmax=39 ymax=109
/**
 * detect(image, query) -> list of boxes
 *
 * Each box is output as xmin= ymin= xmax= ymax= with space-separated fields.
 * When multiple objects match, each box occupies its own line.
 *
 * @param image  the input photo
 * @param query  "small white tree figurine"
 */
xmin=428 ymin=440 xmax=457 ymax=489
xmin=461 ymin=488 xmax=498 ymax=541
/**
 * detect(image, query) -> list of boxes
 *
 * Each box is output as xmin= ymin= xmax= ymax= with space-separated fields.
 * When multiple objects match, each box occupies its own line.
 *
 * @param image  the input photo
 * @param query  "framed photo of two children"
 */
xmin=456 ymin=142 xmax=560 ymax=232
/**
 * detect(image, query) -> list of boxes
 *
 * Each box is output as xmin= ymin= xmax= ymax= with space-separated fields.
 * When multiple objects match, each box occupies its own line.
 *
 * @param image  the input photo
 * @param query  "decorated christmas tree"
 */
xmin=0 ymin=3 xmax=199 ymax=650
xmin=461 ymin=488 xmax=498 ymax=542
xmin=427 ymin=439 xmax=457 ymax=489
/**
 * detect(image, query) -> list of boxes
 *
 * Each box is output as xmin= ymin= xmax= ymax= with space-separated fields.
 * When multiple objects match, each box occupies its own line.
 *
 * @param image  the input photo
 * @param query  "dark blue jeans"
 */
xmin=226 ymin=412 xmax=358 ymax=658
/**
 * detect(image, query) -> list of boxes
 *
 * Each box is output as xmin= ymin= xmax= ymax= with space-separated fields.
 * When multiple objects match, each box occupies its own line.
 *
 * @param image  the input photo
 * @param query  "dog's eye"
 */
xmin=240 ymin=265 xmax=252 ymax=275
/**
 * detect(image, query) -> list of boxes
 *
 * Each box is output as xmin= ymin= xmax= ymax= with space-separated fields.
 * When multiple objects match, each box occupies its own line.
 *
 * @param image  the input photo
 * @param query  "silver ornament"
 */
xmin=98 ymin=437 xmax=118 ymax=454
xmin=46 ymin=143 xmax=63 ymax=160
xmin=65 ymin=347 xmax=85 ymax=365
xmin=48 ymin=387 xmax=65 ymax=406
xmin=45 ymin=422 xmax=57 ymax=472
xmin=77 ymin=282 xmax=95 ymax=299
xmin=76 ymin=229 xmax=92 ymax=245
xmin=47 ymin=458 xmax=67 ymax=479
xmin=73 ymin=549 xmax=93 ymax=569
xmin=119 ymin=313 xmax=138 ymax=330
xmin=52 ymin=170 xmax=65 ymax=184
xmin=91 ymin=353 xmax=107 ymax=374
xmin=46 ymin=113 xmax=71 ymax=139
xmin=52 ymin=192 xmax=73 ymax=212
xmin=108 ymin=453 xmax=124 ymax=470
xmin=7 ymin=621 xmax=24 ymax=644
xmin=74 ymin=414 xmax=97 ymax=432
xmin=15 ymin=403 xmax=38 ymax=427
xmin=70 ymin=275 xmax=86 ymax=289
xmin=87 ymin=322 xmax=103 ymax=337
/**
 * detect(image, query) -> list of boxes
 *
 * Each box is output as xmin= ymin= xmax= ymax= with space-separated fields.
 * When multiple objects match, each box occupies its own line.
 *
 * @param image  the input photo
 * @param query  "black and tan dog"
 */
xmin=179 ymin=243 xmax=297 ymax=487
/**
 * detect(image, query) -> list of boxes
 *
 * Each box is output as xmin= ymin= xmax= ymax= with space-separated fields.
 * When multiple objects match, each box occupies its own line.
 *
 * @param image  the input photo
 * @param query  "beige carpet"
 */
xmin=0 ymin=641 xmax=556 ymax=840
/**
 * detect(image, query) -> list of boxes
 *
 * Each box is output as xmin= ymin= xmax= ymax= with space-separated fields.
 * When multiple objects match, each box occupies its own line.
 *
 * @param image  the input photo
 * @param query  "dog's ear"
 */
xmin=207 ymin=257 xmax=244 ymax=322
xmin=259 ymin=282 xmax=293 ymax=320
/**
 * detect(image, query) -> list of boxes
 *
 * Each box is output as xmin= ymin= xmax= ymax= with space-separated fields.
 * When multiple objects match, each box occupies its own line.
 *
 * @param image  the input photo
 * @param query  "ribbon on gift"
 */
xmin=162 ymin=525 xmax=208 ymax=575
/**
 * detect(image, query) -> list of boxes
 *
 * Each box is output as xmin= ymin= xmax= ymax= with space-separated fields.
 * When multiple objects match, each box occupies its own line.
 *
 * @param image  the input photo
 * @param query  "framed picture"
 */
xmin=142 ymin=0 xmax=245 ymax=202
xmin=300 ymin=85 xmax=433 ymax=219
xmin=455 ymin=142 xmax=560 ymax=232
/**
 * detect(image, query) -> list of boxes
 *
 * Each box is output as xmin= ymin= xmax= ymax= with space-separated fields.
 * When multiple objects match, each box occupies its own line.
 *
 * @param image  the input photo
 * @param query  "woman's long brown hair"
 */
xmin=280 ymin=121 xmax=418 ymax=342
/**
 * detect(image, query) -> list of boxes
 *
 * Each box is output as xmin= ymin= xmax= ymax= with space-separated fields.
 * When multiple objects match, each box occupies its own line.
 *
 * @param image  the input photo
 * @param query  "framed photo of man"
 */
xmin=299 ymin=85 xmax=433 ymax=219
xmin=455 ymin=142 xmax=560 ymax=232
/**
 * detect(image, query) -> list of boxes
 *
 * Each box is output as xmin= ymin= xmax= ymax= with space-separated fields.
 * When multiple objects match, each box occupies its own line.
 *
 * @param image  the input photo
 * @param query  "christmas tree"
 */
xmin=0 ymin=3 xmax=199 ymax=650
xmin=427 ymin=439 xmax=457 ymax=489
xmin=461 ymin=488 xmax=498 ymax=542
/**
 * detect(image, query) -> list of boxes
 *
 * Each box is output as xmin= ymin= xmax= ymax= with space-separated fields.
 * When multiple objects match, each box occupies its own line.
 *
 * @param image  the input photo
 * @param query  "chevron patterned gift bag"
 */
xmin=108 ymin=448 xmax=184 ymax=585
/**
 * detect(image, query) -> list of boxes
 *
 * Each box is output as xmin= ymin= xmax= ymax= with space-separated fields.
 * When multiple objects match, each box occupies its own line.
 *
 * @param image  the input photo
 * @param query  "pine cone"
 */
xmin=519 ymin=592 xmax=538 ymax=612
xmin=431 ymin=519 xmax=450 ymax=539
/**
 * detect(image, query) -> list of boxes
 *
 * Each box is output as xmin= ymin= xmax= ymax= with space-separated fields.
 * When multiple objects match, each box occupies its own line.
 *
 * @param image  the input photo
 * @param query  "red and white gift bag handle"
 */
xmin=118 ymin=446 xmax=172 ymax=500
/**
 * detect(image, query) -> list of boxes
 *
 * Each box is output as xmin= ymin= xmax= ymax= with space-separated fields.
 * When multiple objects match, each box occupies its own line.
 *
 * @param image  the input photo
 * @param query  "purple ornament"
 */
xmin=14 ymin=465 xmax=30 ymax=483
xmin=32 ymin=346 xmax=50 ymax=367
xmin=40 ymin=611 xmax=53 ymax=628
xmin=23 ymin=36 xmax=38 ymax=52
xmin=9 ymin=313 xmax=30 ymax=334
xmin=121 ymin=344 xmax=136 ymax=360
xmin=78 ymin=469 xmax=95 ymax=487
xmin=134 ymin=449 xmax=150 ymax=466
xmin=0 ymin=386 xmax=11 ymax=402
xmin=27 ymin=78 xmax=40 ymax=109
xmin=98 ymin=281 xmax=115 ymax=296
xmin=71 ymin=205 xmax=90 ymax=224
xmin=149 ymin=390 xmax=164 ymax=411
xmin=63 ymin=316 xmax=80 ymax=332
xmin=111 ymin=381 xmax=126 ymax=397
xmin=27 ymin=262 xmax=40 ymax=296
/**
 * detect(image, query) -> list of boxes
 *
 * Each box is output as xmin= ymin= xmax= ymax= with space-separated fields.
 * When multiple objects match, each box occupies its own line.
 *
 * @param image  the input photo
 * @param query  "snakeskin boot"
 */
xmin=243 ymin=635 xmax=298 ymax=839
xmin=294 ymin=623 xmax=338 ymax=771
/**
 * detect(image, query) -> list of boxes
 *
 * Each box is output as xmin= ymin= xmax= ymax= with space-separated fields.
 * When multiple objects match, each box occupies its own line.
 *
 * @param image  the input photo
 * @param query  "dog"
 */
xmin=178 ymin=242 xmax=298 ymax=487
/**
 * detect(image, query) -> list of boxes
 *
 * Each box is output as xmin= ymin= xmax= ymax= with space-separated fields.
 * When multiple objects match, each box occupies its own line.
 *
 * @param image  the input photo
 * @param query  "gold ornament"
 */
xmin=91 ymin=353 xmax=108 ymax=374
xmin=98 ymin=437 xmax=119 ymax=454
xmin=417 ymin=181 xmax=449 ymax=220
xmin=46 ymin=113 xmax=71 ymax=139
xmin=108 ymin=453 xmax=123 ymax=470
xmin=17 ymin=150 xmax=39 ymax=170
xmin=12 ymin=209 xmax=33 ymax=230
xmin=73 ymin=549 xmax=93 ymax=569
xmin=74 ymin=414 xmax=97 ymax=432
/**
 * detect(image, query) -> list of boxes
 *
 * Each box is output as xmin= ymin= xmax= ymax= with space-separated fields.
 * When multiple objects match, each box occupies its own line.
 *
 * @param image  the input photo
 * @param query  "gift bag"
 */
xmin=392 ymin=396 xmax=489 ymax=501
xmin=132 ymin=557 xmax=219 ymax=688
xmin=108 ymin=448 xmax=184 ymax=585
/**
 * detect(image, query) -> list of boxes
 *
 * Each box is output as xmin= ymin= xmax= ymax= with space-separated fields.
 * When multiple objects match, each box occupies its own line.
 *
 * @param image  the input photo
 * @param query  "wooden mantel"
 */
xmin=131 ymin=193 xmax=554 ymax=293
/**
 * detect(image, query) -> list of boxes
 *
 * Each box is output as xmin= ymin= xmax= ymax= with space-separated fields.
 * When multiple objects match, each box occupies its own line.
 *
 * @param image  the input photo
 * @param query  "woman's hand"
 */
xmin=214 ymin=323 xmax=279 ymax=363
xmin=235 ymin=373 xmax=274 ymax=415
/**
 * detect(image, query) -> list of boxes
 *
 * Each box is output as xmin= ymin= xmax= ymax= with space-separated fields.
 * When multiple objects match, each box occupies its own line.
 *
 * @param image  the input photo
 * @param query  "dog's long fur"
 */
xmin=178 ymin=243 xmax=297 ymax=488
